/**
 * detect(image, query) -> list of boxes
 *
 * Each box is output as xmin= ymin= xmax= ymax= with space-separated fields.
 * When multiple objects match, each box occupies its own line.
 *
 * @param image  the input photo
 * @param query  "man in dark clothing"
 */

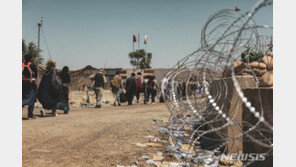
xmin=58 ymin=66 xmax=71 ymax=114
xmin=125 ymin=73 xmax=137 ymax=105
xmin=89 ymin=69 xmax=106 ymax=108
xmin=146 ymin=76 xmax=156 ymax=103
xmin=22 ymin=54 xmax=38 ymax=119
xmin=135 ymin=72 xmax=142 ymax=104
xmin=151 ymin=76 xmax=159 ymax=102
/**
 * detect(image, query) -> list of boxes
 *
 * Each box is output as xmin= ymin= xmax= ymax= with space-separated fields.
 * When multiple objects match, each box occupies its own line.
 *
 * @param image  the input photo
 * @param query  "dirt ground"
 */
xmin=22 ymin=103 xmax=170 ymax=167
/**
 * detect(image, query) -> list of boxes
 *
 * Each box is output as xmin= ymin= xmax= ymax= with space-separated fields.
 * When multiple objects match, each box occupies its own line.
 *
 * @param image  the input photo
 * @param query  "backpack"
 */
xmin=153 ymin=80 xmax=159 ymax=90
xmin=148 ymin=80 xmax=154 ymax=90
xmin=94 ymin=72 xmax=106 ymax=88
xmin=22 ymin=62 xmax=34 ymax=82
xmin=110 ymin=76 xmax=120 ymax=89
xmin=136 ymin=77 xmax=142 ymax=89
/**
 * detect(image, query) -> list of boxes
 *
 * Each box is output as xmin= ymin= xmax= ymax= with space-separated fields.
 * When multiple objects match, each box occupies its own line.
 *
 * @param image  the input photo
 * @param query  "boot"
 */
xmin=52 ymin=109 xmax=58 ymax=117
xmin=40 ymin=109 xmax=45 ymax=117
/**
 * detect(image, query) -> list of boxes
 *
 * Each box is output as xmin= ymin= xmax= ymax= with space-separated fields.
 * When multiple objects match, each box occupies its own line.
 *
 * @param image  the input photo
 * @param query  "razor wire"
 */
xmin=160 ymin=0 xmax=273 ymax=166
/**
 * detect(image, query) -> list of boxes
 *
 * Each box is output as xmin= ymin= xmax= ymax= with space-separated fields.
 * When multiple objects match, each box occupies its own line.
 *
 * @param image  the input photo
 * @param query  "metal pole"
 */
xmin=133 ymin=38 xmax=134 ymax=52
xmin=138 ymin=33 xmax=140 ymax=50
xmin=133 ymin=37 xmax=135 ymax=70
xmin=137 ymin=33 xmax=140 ymax=69
xmin=37 ymin=18 xmax=43 ymax=84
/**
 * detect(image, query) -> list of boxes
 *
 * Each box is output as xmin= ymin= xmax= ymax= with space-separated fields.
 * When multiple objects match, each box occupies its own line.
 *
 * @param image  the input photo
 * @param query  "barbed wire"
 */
xmin=160 ymin=0 xmax=273 ymax=166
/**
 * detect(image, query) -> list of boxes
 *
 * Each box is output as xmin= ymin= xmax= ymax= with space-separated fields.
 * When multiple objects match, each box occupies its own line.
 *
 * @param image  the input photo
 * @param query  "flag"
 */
xmin=133 ymin=35 xmax=137 ymax=42
xmin=144 ymin=34 xmax=148 ymax=44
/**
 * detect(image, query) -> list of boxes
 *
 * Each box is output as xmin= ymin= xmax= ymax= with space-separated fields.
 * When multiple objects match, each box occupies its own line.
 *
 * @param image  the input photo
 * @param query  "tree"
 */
xmin=22 ymin=39 xmax=44 ymax=64
xmin=22 ymin=39 xmax=27 ymax=57
xmin=128 ymin=49 xmax=152 ymax=69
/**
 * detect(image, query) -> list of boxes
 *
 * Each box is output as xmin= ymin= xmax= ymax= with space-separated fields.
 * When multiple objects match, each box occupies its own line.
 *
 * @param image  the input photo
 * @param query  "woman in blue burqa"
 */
xmin=37 ymin=60 xmax=65 ymax=116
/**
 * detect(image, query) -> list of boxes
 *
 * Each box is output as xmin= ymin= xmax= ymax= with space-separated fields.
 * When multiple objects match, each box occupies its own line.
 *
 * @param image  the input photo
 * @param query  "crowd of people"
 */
xmin=22 ymin=55 xmax=71 ymax=119
xmin=90 ymin=70 xmax=160 ymax=107
xmin=22 ymin=55 xmax=161 ymax=119
xmin=22 ymin=55 xmax=209 ymax=120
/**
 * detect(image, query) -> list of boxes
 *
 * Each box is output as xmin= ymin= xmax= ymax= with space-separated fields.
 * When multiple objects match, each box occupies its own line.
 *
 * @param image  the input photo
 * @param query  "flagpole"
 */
xmin=133 ymin=35 xmax=135 ymax=70
xmin=132 ymin=35 xmax=134 ymax=52
xmin=137 ymin=33 xmax=140 ymax=69
xmin=138 ymin=33 xmax=140 ymax=50
xmin=145 ymin=34 xmax=148 ymax=52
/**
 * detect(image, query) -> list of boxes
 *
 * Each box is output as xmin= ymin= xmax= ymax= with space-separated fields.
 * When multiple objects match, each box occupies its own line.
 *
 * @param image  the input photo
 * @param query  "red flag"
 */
xmin=133 ymin=35 xmax=137 ymax=42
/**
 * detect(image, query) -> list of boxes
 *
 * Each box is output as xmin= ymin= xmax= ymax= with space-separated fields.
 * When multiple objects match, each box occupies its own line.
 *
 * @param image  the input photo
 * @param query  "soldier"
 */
xmin=89 ymin=68 xmax=106 ymax=108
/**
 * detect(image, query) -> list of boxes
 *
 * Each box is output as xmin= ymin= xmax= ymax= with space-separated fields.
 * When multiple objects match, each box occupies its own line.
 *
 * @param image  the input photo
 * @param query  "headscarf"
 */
xmin=45 ymin=60 xmax=56 ymax=75
xmin=46 ymin=60 xmax=56 ymax=70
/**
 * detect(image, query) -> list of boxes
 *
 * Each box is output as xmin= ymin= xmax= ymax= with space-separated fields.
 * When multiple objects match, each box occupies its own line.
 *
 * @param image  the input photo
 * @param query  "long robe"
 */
xmin=37 ymin=69 xmax=62 ymax=110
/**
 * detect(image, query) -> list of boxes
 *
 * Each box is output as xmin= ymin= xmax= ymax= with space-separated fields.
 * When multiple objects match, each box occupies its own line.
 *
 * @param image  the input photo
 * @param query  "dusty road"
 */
xmin=22 ymin=103 xmax=170 ymax=167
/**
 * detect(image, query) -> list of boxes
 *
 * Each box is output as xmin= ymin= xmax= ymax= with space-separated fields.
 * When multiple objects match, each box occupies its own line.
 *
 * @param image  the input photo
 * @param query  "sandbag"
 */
xmin=259 ymin=71 xmax=273 ymax=87
xmin=236 ymin=68 xmax=253 ymax=75
xmin=235 ymin=68 xmax=246 ymax=75
xmin=252 ymin=68 xmax=268 ymax=77
xmin=234 ymin=60 xmax=243 ymax=69
xmin=261 ymin=55 xmax=273 ymax=70
xmin=241 ymin=72 xmax=252 ymax=76
xmin=245 ymin=61 xmax=267 ymax=70
xmin=267 ymin=51 xmax=273 ymax=57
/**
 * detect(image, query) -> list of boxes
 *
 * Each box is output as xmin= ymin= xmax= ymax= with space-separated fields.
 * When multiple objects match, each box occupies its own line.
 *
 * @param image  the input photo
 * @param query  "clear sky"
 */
xmin=22 ymin=0 xmax=273 ymax=69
